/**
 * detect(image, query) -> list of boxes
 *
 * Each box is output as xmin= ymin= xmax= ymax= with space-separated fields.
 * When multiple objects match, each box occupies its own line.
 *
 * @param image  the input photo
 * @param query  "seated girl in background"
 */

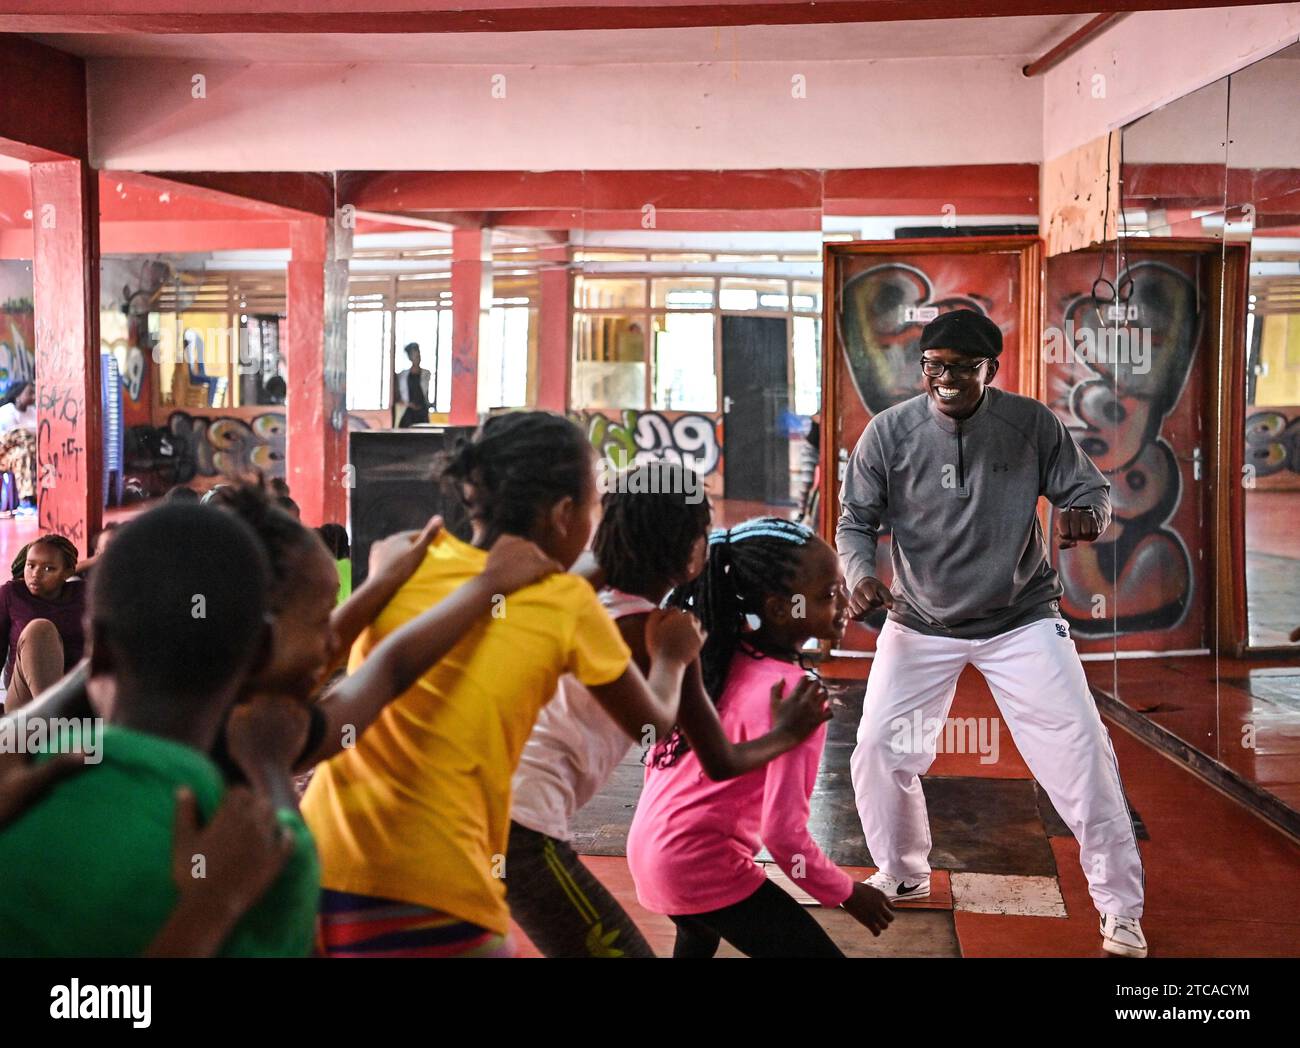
xmin=626 ymin=517 xmax=895 ymax=958
xmin=0 ymin=535 xmax=84 ymax=713
xmin=507 ymin=463 xmax=831 ymax=958
xmin=301 ymin=411 xmax=703 ymax=958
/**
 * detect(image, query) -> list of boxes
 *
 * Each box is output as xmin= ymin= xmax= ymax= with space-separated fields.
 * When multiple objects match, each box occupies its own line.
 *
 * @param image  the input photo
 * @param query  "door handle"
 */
xmin=1176 ymin=446 xmax=1203 ymax=480
xmin=723 ymin=396 xmax=734 ymax=414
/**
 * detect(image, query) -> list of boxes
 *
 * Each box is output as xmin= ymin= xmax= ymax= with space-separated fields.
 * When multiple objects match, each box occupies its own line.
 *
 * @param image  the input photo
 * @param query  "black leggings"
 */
xmin=670 ymin=879 xmax=845 ymax=958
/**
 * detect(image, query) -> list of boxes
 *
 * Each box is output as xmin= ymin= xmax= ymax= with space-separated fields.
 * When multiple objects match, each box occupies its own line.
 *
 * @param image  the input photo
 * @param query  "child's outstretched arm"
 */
xmin=301 ymin=535 xmax=562 ymax=767
xmin=678 ymin=664 xmax=831 ymax=781
xmin=325 ymin=516 xmax=443 ymax=676
xmin=587 ymin=609 xmax=703 ymax=739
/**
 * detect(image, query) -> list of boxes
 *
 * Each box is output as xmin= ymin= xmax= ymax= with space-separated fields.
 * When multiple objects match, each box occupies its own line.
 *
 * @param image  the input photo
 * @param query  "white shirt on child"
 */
xmin=0 ymin=402 xmax=36 ymax=433
xmin=510 ymin=588 xmax=657 ymax=841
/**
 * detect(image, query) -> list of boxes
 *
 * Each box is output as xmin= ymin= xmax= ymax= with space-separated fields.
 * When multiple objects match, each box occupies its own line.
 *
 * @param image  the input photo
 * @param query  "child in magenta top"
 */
xmin=626 ymin=517 xmax=895 ymax=957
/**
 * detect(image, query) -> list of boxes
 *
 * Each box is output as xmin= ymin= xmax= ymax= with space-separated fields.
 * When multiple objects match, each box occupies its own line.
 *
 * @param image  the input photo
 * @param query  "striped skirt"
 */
xmin=317 ymin=889 xmax=513 ymax=958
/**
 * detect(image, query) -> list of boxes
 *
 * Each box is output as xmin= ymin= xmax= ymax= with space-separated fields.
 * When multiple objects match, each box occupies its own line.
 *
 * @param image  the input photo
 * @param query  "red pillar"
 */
xmin=449 ymin=228 xmax=491 ymax=427
xmin=286 ymin=216 xmax=348 ymax=527
xmin=535 ymin=245 xmax=572 ymax=414
xmin=31 ymin=158 xmax=101 ymax=554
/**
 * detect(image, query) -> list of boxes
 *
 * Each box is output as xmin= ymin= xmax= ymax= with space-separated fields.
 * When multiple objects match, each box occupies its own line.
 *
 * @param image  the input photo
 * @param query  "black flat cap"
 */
xmin=918 ymin=308 xmax=1003 ymax=359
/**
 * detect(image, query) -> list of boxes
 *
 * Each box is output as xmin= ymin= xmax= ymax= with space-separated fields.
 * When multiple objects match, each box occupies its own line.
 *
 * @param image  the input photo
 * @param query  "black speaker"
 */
xmin=349 ymin=427 xmax=475 ymax=586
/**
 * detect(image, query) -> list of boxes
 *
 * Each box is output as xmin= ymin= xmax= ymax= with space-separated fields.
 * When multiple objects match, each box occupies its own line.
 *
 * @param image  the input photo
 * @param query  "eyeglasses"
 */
xmin=920 ymin=357 xmax=990 ymax=380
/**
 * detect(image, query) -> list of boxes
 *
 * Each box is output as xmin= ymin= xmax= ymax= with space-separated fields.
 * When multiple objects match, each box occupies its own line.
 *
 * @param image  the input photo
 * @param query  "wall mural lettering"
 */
xmin=573 ymin=409 xmax=721 ymax=476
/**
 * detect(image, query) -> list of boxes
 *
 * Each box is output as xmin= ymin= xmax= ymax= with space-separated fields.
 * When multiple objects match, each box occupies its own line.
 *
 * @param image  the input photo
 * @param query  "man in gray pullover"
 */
xmin=837 ymin=309 xmax=1146 ymax=958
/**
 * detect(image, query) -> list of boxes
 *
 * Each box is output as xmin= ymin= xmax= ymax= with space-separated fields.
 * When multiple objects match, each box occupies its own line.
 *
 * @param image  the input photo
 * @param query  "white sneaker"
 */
xmin=864 ymin=870 xmax=931 ymax=901
xmin=1100 ymin=914 xmax=1148 ymax=958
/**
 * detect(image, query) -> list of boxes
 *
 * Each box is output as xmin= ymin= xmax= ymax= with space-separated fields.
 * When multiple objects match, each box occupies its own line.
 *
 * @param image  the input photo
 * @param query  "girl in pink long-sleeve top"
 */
xmin=626 ymin=518 xmax=895 ymax=958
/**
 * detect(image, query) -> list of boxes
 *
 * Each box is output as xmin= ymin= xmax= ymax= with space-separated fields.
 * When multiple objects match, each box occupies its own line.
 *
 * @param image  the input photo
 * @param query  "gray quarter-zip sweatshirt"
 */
xmin=836 ymin=386 xmax=1112 ymax=639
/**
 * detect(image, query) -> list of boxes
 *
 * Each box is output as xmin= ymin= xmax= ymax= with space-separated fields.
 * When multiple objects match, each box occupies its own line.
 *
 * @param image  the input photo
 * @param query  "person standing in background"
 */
xmin=395 ymin=343 xmax=431 ymax=429
xmin=0 ymin=382 xmax=38 ymax=517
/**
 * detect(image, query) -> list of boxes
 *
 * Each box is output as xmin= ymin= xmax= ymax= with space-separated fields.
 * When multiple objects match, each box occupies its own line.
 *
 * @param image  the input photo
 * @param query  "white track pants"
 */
xmin=850 ymin=617 xmax=1144 ymax=917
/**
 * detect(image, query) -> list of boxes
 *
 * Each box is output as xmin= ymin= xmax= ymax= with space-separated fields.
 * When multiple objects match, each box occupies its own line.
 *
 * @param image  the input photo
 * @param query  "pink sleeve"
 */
xmin=754 ymin=707 xmax=854 ymax=908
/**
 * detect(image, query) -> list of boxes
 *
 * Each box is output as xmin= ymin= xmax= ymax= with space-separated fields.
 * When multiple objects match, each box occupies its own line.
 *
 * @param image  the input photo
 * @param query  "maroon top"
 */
xmin=0 ymin=578 xmax=86 ymax=684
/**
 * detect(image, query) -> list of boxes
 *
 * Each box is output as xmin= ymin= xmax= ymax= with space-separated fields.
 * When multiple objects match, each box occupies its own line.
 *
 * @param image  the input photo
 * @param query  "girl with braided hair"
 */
xmin=626 ymin=517 xmax=896 ymax=957
xmin=0 ymin=534 xmax=85 ymax=712
xmin=507 ymin=465 xmax=830 ymax=958
xmin=301 ymin=411 xmax=704 ymax=957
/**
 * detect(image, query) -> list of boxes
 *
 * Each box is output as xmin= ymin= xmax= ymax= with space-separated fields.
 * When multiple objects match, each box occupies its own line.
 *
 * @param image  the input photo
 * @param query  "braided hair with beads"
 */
xmin=656 ymin=516 xmax=814 ymax=767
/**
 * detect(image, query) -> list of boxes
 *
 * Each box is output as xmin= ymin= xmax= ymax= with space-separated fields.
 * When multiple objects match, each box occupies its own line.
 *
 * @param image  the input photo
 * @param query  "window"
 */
xmin=347 ymin=303 xmax=391 ymax=410
xmin=652 ymin=278 xmax=714 ymax=310
xmin=571 ymin=263 xmax=826 ymax=420
xmin=481 ymin=302 xmax=532 ymax=410
xmin=653 ymin=313 xmax=717 ymax=412
xmin=720 ymin=278 xmax=789 ymax=312
xmin=572 ymin=313 xmax=647 ymax=410
xmin=575 ymin=279 xmax=646 ymax=310
xmin=793 ymin=315 xmax=821 ymax=417
xmin=792 ymin=280 xmax=823 ymax=314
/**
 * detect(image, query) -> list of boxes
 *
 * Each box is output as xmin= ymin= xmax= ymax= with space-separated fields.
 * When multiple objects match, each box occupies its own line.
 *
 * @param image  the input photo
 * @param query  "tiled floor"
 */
xmin=518 ymin=665 xmax=1300 ymax=958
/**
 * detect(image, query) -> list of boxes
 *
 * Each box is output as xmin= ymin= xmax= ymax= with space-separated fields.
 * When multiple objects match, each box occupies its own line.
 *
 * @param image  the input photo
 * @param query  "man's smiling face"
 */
xmin=921 ymin=347 xmax=998 ymax=420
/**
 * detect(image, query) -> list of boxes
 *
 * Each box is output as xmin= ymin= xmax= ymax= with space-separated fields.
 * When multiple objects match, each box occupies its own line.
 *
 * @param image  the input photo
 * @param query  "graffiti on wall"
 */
xmin=573 ymin=409 xmax=721 ymax=476
xmin=124 ymin=411 xmax=287 ymax=494
xmin=0 ymin=303 xmax=36 ymax=400
xmin=1047 ymin=260 xmax=1203 ymax=639
xmin=125 ymin=410 xmax=374 ymax=497
xmin=1246 ymin=409 xmax=1300 ymax=480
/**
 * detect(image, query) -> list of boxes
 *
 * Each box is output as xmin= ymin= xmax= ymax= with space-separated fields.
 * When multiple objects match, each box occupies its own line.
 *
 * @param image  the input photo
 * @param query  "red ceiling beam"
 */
xmin=824 ymin=164 xmax=1038 ymax=213
xmin=1022 ymin=13 xmax=1126 ymax=77
xmin=0 ymin=35 xmax=86 ymax=162
xmin=342 ymin=166 xmax=1039 ymax=230
xmin=577 ymin=208 xmax=821 ymax=231
xmin=343 ymin=169 xmax=824 ymax=213
xmin=341 ymin=170 xmax=585 ymax=212
xmin=0 ymin=1 xmax=1286 ymax=35
xmin=100 ymin=220 xmax=292 ymax=254
xmin=583 ymin=169 xmax=823 ymax=210
xmin=111 ymin=171 xmax=337 ymax=220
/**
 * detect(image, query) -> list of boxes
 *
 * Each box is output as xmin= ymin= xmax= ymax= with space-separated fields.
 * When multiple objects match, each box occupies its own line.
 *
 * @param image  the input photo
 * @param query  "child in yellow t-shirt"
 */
xmin=302 ymin=411 xmax=702 ymax=957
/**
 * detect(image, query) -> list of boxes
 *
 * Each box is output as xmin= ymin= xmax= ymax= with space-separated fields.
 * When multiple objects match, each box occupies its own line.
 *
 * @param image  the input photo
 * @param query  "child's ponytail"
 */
xmin=440 ymin=412 xmax=591 ymax=541
xmin=659 ymin=516 xmax=813 ymax=766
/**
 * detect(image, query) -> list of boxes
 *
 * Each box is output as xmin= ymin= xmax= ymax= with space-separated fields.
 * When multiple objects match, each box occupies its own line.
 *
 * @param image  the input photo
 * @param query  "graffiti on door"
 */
xmin=1046 ymin=260 xmax=1203 ymax=640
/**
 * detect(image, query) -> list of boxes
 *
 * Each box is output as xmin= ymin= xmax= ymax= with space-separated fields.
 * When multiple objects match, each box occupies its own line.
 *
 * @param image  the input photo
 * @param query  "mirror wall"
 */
xmin=1114 ymin=45 xmax=1300 ymax=827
